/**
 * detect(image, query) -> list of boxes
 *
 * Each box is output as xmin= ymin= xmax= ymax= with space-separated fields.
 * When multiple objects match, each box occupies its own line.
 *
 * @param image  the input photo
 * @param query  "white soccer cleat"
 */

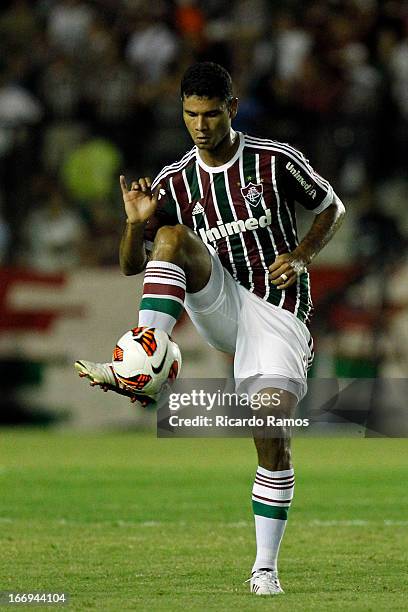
xmin=75 ymin=360 xmax=116 ymax=386
xmin=75 ymin=328 xmax=181 ymax=405
xmin=248 ymin=570 xmax=284 ymax=595
xmin=74 ymin=360 xmax=153 ymax=405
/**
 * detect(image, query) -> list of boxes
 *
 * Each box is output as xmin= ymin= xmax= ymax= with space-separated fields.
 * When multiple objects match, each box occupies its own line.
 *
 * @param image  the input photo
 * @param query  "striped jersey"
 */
xmin=146 ymin=132 xmax=334 ymax=324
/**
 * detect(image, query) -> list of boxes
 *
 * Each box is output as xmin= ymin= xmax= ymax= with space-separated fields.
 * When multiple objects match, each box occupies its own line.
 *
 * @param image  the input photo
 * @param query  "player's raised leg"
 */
xmin=75 ymin=221 xmax=211 ymax=400
xmin=138 ymin=223 xmax=212 ymax=334
xmin=249 ymin=388 xmax=297 ymax=595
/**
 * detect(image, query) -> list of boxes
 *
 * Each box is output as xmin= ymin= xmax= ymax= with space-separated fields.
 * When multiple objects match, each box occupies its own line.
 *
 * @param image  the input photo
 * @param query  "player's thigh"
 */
xmin=234 ymin=289 xmax=313 ymax=402
xmin=184 ymin=245 xmax=241 ymax=354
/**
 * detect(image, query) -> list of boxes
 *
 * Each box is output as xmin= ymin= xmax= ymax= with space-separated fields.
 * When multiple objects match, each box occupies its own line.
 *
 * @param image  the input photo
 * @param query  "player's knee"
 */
xmin=252 ymin=388 xmax=297 ymax=416
xmin=153 ymin=224 xmax=191 ymax=258
xmin=154 ymin=224 xmax=189 ymax=251
xmin=153 ymin=224 xmax=203 ymax=268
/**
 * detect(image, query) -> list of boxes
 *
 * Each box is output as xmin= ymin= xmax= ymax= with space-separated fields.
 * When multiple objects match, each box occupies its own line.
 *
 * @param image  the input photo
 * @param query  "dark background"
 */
xmin=0 ymin=0 xmax=408 ymax=427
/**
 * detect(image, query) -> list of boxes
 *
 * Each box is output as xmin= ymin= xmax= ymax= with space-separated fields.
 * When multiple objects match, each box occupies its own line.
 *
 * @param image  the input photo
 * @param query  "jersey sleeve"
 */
xmin=143 ymin=176 xmax=179 ymax=251
xmin=277 ymin=146 xmax=334 ymax=214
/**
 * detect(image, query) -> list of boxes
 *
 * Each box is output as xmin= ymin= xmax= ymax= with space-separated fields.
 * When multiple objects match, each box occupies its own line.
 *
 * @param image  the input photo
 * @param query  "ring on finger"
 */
xmin=280 ymin=273 xmax=288 ymax=282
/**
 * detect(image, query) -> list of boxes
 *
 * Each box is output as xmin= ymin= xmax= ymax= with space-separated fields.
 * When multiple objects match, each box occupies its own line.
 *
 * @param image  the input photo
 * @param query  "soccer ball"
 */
xmin=111 ymin=327 xmax=181 ymax=400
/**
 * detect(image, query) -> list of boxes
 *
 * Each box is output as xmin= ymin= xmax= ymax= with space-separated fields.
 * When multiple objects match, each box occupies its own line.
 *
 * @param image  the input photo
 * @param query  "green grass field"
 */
xmin=0 ymin=431 xmax=407 ymax=611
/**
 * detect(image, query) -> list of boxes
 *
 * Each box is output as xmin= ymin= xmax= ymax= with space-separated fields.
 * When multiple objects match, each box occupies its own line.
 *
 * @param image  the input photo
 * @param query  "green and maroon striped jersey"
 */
xmin=145 ymin=132 xmax=334 ymax=324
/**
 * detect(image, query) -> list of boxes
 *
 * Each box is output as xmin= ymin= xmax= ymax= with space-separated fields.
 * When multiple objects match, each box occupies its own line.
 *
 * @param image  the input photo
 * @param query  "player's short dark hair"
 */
xmin=180 ymin=62 xmax=233 ymax=103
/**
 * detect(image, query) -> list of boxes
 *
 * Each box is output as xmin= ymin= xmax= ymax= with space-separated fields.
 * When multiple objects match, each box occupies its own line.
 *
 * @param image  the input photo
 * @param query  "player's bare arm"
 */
xmin=119 ymin=175 xmax=161 ymax=275
xmin=269 ymin=193 xmax=345 ymax=290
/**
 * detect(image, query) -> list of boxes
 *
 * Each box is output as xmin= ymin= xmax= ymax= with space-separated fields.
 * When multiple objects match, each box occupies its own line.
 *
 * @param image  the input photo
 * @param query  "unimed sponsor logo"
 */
xmin=286 ymin=162 xmax=317 ymax=199
xmin=198 ymin=209 xmax=272 ymax=242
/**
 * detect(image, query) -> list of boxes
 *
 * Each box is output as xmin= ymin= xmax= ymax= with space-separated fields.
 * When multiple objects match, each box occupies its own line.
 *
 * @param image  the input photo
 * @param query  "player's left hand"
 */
xmin=268 ymin=253 xmax=306 ymax=290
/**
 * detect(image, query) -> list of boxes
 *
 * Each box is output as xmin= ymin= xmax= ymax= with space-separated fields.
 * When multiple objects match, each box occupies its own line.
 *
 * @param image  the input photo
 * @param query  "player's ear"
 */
xmin=228 ymin=97 xmax=239 ymax=120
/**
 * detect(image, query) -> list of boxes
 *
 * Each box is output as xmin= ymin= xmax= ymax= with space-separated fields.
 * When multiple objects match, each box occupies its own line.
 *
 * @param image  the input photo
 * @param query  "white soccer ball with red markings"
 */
xmin=112 ymin=327 xmax=181 ymax=400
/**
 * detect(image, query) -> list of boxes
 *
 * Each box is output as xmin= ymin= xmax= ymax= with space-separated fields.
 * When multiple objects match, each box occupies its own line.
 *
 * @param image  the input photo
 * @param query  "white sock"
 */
xmin=251 ymin=466 xmax=295 ymax=574
xmin=138 ymin=261 xmax=186 ymax=334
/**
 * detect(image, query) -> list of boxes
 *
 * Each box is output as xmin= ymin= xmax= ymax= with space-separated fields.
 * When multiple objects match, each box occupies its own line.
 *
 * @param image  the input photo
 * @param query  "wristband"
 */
xmin=290 ymin=260 xmax=306 ymax=275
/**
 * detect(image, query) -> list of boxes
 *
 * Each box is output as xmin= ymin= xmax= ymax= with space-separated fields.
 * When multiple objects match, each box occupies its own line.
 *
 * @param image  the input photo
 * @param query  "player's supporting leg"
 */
xmin=250 ymin=388 xmax=297 ymax=595
xmin=139 ymin=225 xmax=212 ymax=333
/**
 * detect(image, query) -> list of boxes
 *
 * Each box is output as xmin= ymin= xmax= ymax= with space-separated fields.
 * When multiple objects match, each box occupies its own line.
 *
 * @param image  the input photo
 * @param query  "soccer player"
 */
xmin=76 ymin=62 xmax=345 ymax=595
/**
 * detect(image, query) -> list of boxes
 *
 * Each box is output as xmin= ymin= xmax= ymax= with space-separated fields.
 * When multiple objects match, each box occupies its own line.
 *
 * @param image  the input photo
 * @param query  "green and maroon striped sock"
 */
xmin=138 ymin=261 xmax=186 ymax=334
xmin=252 ymin=467 xmax=295 ymax=573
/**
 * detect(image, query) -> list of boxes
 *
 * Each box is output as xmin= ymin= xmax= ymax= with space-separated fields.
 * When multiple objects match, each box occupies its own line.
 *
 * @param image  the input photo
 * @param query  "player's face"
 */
xmin=182 ymin=95 xmax=238 ymax=150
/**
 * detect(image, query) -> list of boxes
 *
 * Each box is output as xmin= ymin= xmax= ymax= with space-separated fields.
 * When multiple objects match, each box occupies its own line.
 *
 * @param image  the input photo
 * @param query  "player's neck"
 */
xmin=198 ymin=130 xmax=240 ymax=167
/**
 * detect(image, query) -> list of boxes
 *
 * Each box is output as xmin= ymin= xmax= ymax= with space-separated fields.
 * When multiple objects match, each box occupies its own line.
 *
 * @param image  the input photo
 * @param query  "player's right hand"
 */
xmin=120 ymin=175 xmax=162 ymax=225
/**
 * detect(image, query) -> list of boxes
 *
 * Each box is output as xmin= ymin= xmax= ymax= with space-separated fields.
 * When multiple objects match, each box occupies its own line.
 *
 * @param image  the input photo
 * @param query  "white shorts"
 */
xmin=185 ymin=245 xmax=313 ymax=402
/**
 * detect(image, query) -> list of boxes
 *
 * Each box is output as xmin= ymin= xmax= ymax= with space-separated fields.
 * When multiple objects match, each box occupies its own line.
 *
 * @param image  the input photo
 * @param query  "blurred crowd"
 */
xmin=0 ymin=0 xmax=407 ymax=271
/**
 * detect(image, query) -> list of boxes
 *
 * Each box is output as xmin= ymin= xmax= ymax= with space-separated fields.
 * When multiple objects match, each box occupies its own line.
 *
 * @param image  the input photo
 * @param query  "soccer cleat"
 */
xmin=74 ymin=360 xmax=153 ymax=405
xmin=247 ymin=569 xmax=284 ymax=595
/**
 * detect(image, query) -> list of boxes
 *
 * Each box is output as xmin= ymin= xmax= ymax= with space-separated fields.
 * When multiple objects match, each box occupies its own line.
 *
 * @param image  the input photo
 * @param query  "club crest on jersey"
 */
xmin=240 ymin=182 xmax=263 ymax=207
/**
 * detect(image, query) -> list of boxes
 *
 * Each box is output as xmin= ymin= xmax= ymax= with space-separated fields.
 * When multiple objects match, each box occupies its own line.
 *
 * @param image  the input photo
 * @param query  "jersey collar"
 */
xmin=196 ymin=131 xmax=244 ymax=173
